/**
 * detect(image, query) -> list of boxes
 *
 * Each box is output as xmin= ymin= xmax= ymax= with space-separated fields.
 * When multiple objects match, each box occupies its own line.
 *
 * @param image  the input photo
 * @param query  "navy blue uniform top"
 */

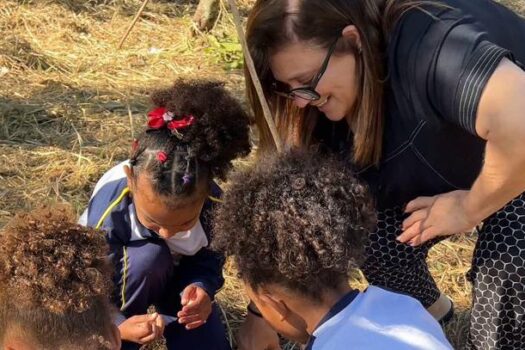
xmin=317 ymin=0 xmax=525 ymax=209
xmin=80 ymin=161 xmax=225 ymax=304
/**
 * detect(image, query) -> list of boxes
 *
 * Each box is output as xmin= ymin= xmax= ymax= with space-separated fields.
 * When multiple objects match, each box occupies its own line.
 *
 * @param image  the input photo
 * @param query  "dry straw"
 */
xmin=2 ymin=0 xmax=521 ymax=348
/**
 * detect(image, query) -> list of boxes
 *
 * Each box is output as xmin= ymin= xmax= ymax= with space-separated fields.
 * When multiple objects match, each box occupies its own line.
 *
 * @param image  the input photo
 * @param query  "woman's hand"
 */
xmin=237 ymin=311 xmax=281 ymax=350
xmin=118 ymin=313 xmax=165 ymax=345
xmin=397 ymin=190 xmax=479 ymax=246
xmin=177 ymin=284 xmax=213 ymax=330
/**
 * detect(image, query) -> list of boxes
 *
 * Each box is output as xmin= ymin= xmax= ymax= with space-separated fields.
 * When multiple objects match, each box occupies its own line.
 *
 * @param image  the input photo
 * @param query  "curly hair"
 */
xmin=130 ymin=79 xmax=252 ymax=203
xmin=0 ymin=205 xmax=115 ymax=349
xmin=213 ymin=151 xmax=376 ymax=300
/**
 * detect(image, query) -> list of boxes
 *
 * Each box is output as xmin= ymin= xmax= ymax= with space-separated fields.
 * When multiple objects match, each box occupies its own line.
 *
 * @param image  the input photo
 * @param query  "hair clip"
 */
xmin=156 ymin=151 xmax=168 ymax=164
xmin=292 ymin=177 xmax=306 ymax=190
xmin=182 ymin=173 xmax=193 ymax=186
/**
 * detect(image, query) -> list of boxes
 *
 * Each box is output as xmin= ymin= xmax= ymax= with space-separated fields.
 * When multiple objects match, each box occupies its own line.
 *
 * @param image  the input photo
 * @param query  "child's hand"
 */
xmin=237 ymin=311 xmax=281 ymax=350
xmin=118 ymin=312 xmax=165 ymax=344
xmin=177 ymin=283 xmax=212 ymax=330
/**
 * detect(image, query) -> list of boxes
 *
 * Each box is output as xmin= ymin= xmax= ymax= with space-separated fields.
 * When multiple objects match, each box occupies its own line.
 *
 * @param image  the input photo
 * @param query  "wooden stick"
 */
xmin=225 ymin=0 xmax=283 ymax=152
xmin=118 ymin=0 xmax=151 ymax=49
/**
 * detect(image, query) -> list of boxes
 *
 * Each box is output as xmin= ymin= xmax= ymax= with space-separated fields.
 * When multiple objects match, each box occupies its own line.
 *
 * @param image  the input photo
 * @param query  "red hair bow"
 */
xmin=147 ymin=107 xmax=195 ymax=134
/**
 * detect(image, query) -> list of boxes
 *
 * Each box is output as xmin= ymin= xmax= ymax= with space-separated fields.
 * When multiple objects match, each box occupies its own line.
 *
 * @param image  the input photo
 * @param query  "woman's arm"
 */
xmin=464 ymin=58 xmax=525 ymax=222
xmin=398 ymin=58 xmax=525 ymax=245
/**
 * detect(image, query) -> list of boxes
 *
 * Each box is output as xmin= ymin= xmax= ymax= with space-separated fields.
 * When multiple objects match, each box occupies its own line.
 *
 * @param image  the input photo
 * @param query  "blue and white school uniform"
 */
xmin=306 ymin=286 xmax=453 ymax=350
xmin=80 ymin=161 xmax=230 ymax=350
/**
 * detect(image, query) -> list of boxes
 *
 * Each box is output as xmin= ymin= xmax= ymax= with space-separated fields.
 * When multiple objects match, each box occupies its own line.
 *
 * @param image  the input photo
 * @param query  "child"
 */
xmin=212 ymin=151 xmax=453 ymax=350
xmin=0 ymin=206 xmax=120 ymax=350
xmin=80 ymin=79 xmax=251 ymax=350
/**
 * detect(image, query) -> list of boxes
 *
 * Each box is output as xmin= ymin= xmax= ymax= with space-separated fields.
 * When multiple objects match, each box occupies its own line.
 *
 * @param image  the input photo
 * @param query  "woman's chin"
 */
xmin=317 ymin=100 xmax=344 ymax=121
xmin=322 ymin=110 xmax=346 ymax=122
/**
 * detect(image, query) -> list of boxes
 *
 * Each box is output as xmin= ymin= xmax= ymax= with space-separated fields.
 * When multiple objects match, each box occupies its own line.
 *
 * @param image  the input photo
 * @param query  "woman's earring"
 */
xmin=358 ymin=46 xmax=363 ymax=55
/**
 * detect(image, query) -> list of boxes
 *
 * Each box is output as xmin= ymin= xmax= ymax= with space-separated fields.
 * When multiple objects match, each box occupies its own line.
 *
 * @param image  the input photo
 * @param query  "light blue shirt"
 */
xmin=306 ymin=286 xmax=453 ymax=350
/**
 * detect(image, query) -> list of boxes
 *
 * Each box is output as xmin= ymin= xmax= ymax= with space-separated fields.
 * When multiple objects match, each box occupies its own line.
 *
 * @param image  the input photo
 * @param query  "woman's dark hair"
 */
xmin=245 ymin=0 xmax=433 ymax=166
xmin=212 ymin=151 xmax=376 ymax=300
xmin=0 ymin=206 xmax=115 ymax=349
xmin=130 ymin=79 xmax=252 ymax=202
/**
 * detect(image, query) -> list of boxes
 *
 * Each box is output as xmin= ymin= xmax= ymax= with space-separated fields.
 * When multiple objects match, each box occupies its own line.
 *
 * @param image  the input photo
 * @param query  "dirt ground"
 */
xmin=0 ymin=0 xmax=523 ymax=349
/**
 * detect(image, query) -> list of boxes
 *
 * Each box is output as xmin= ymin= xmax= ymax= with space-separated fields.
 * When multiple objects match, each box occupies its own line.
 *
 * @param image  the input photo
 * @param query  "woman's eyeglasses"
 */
xmin=273 ymin=38 xmax=339 ymax=102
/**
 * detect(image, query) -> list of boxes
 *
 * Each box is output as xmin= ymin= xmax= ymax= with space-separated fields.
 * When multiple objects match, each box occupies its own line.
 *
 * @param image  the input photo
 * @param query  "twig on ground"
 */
xmin=118 ymin=0 xmax=151 ymax=49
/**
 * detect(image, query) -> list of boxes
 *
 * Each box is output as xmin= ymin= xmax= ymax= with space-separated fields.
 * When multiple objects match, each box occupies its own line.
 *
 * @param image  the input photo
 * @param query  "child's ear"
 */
xmin=123 ymin=165 xmax=134 ymax=191
xmin=259 ymin=293 xmax=290 ymax=321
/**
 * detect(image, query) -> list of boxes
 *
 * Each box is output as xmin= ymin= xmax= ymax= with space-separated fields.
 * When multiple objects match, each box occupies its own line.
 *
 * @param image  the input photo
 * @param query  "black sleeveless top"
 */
xmin=317 ymin=0 xmax=525 ymax=210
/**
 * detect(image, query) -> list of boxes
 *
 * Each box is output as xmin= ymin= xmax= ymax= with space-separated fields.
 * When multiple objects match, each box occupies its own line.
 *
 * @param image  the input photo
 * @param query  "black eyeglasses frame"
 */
xmin=273 ymin=37 xmax=340 ymax=102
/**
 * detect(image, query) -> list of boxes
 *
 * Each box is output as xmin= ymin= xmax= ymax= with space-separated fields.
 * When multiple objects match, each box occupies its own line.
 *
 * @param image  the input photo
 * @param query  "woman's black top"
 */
xmin=318 ymin=0 xmax=525 ymax=210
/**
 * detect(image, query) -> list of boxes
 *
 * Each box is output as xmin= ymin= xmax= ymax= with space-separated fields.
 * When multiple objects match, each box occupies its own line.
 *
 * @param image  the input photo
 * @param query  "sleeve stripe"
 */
xmin=208 ymin=195 xmax=223 ymax=203
xmin=457 ymin=43 xmax=509 ymax=134
xmin=95 ymin=187 xmax=130 ymax=230
xmin=120 ymin=246 xmax=129 ymax=311
xmin=464 ymin=46 xmax=503 ymax=132
xmin=459 ymin=44 xmax=498 ymax=132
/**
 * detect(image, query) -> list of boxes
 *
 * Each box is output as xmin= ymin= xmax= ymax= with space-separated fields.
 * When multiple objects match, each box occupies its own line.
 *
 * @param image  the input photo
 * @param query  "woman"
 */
xmin=238 ymin=0 xmax=525 ymax=349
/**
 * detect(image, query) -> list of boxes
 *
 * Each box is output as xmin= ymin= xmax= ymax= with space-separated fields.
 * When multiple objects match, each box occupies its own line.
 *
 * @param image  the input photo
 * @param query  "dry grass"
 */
xmin=0 ymin=0 xmax=523 ymax=349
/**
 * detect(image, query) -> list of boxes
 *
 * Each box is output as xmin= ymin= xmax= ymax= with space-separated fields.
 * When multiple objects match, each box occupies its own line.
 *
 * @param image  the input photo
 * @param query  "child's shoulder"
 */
xmin=354 ymin=285 xmax=433 ymax=320
xmin=90 ymin=160 xmax=129 ymax=200
xmin=346 ymin=286 xmax=452 ymax=349
xmin=313 ymin=286 xmax=452 ymax=349
xmin=209 ymin=181 xmax=222 ymax=199
xmin=80 ymin=161 xmax=130 ymax=228
xmin=360 ymin=285 xmax=423 ymax=304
